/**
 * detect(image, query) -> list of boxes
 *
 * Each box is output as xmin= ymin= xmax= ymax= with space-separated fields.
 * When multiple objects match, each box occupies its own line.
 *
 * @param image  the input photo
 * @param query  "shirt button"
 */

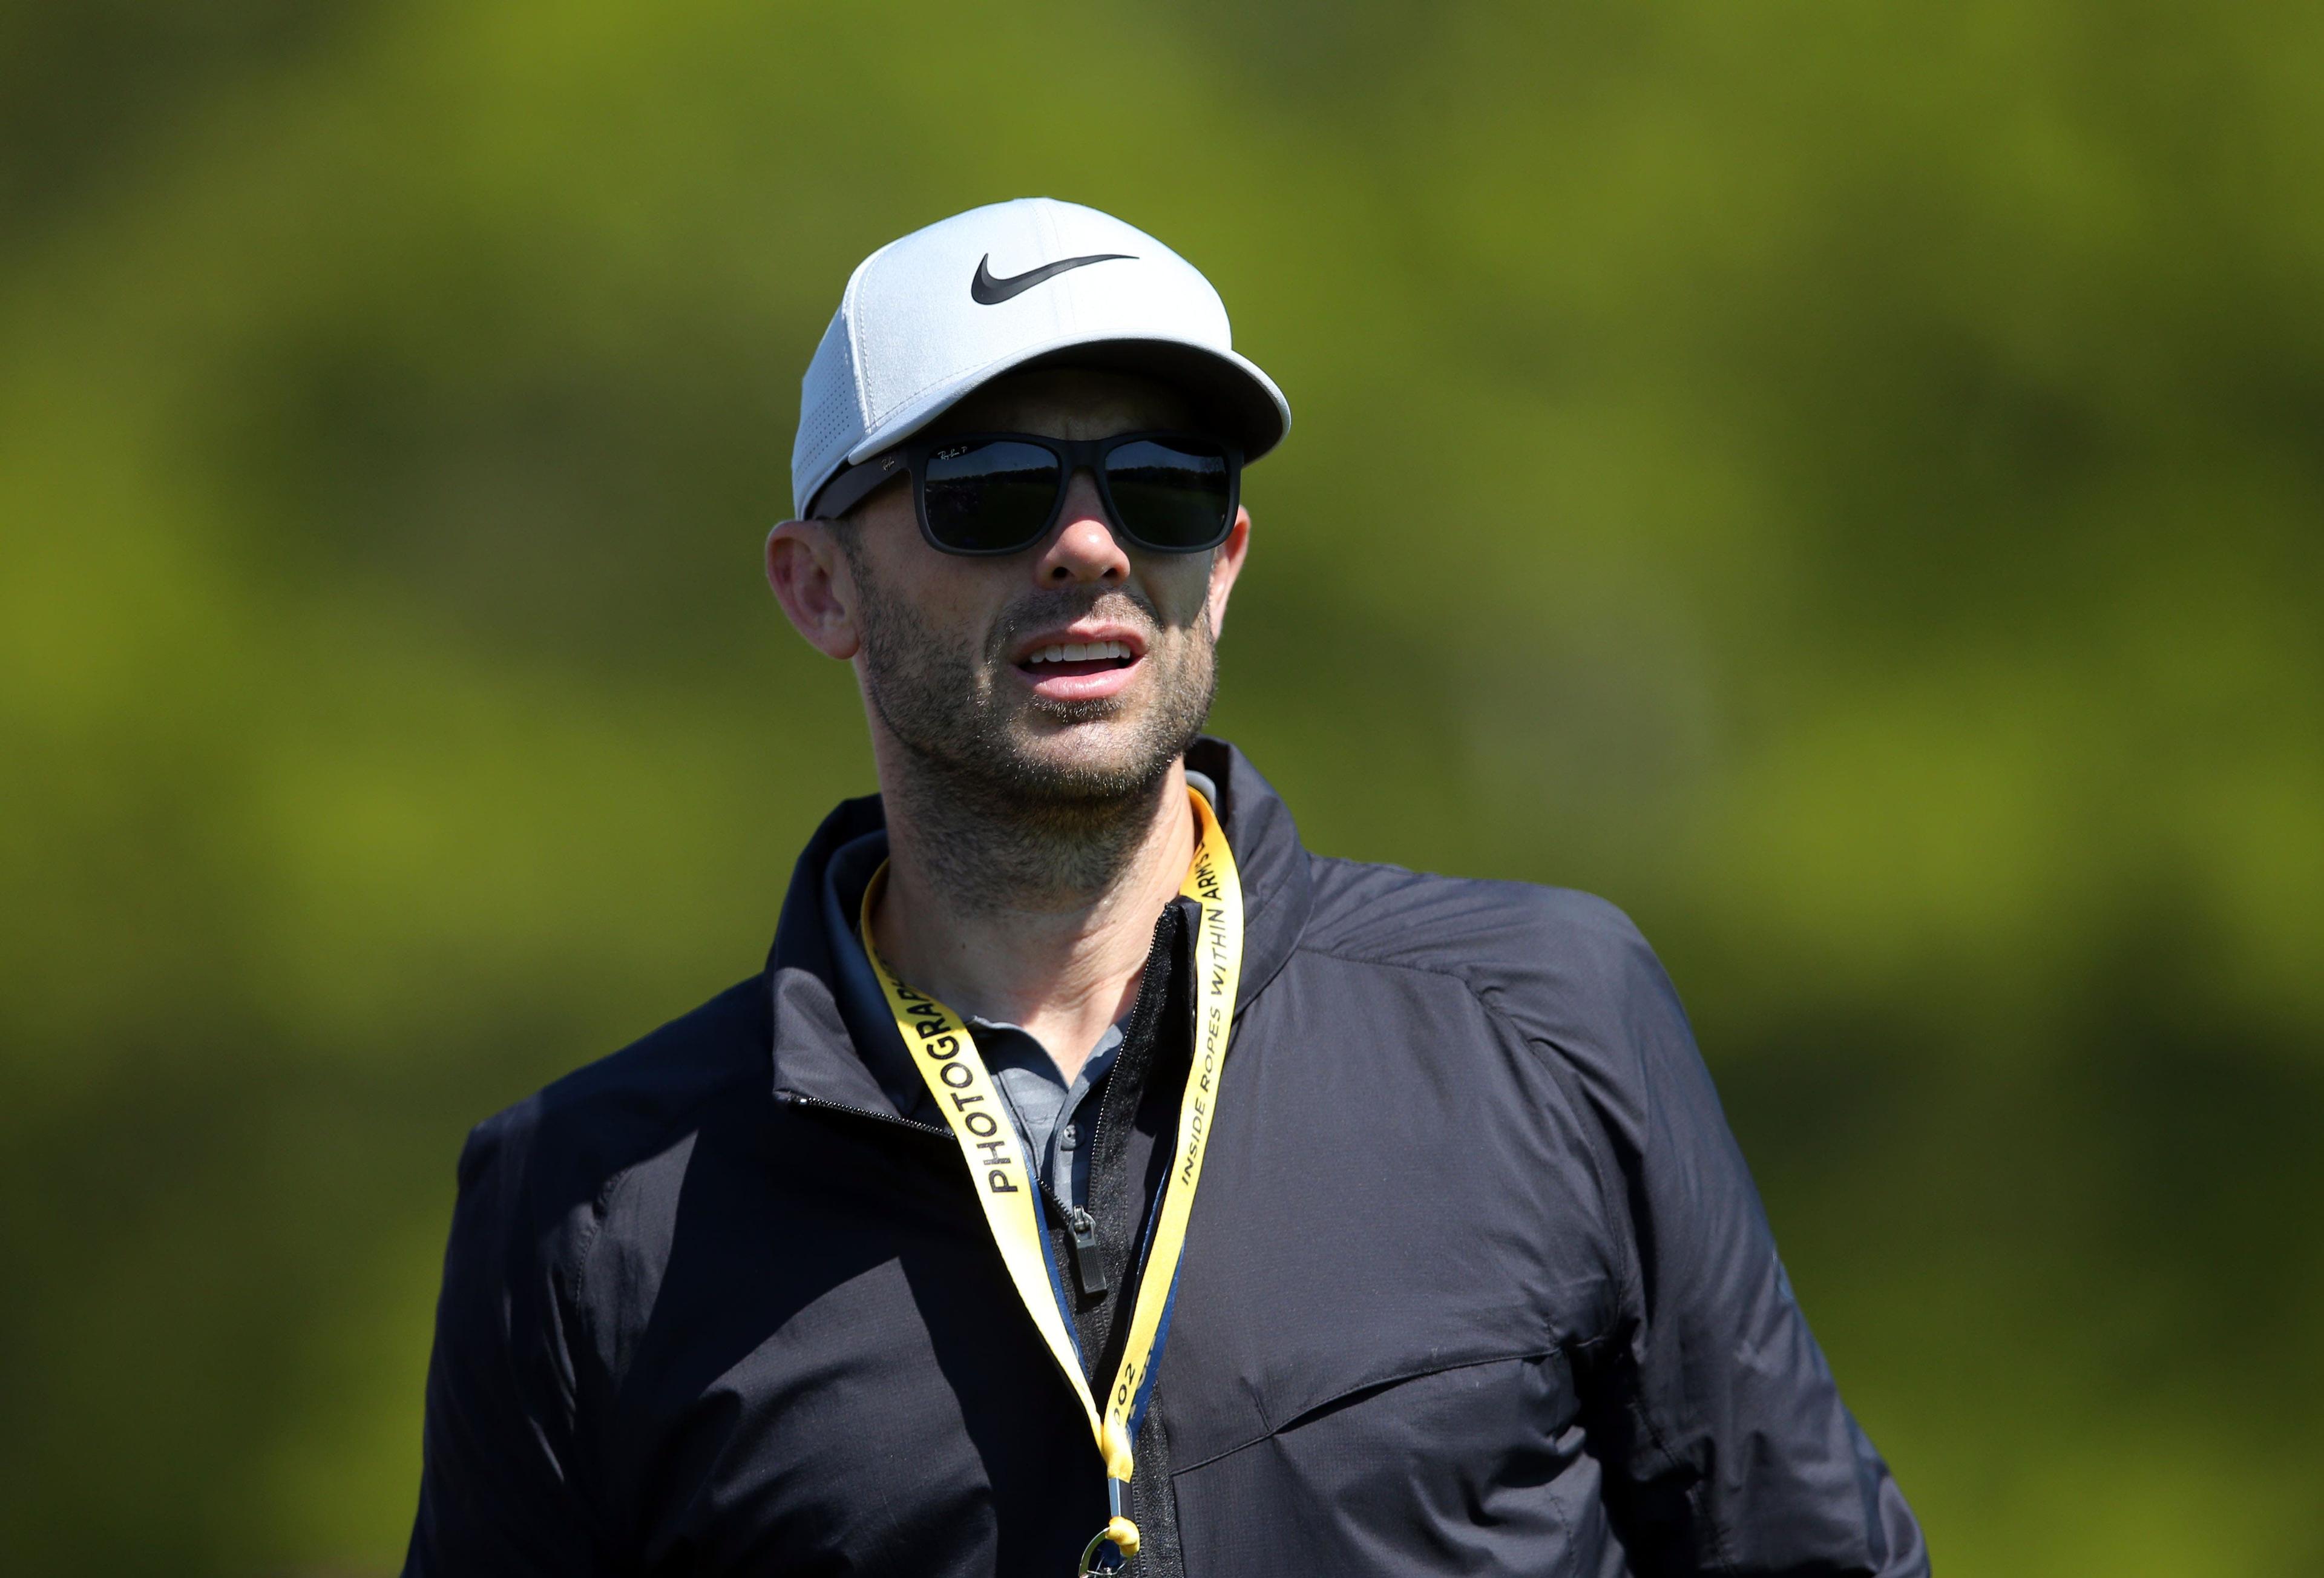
xmin=1059 ymin=1123 xmax=1079 ymax=1151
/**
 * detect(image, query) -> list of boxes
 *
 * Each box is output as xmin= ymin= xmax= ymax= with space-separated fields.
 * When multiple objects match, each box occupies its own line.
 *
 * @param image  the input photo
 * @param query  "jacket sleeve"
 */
xmin=402 ymin=1109 xmax=608 ymax=1577
xmin=1549 ymin=906 xmax=1928 ymax=1576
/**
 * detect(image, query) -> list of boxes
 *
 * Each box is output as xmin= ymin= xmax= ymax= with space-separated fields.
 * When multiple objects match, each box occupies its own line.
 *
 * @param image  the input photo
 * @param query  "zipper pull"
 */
xmin=1068 ymin=1206 xmax=1109 ymax=1297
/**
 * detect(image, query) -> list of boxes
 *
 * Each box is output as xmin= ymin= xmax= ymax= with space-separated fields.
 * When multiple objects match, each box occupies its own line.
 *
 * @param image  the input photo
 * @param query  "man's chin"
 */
xmin=986 ymin=713 xmax=1185 ymax=803
xmin=1020 ymin=692 xmax=1129 ymax=729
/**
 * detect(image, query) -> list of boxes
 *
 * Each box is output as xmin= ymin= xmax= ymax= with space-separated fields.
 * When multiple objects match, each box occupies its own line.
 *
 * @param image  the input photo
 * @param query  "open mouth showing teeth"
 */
xmin=1019 ymin=639 xmax=1137 ymax=678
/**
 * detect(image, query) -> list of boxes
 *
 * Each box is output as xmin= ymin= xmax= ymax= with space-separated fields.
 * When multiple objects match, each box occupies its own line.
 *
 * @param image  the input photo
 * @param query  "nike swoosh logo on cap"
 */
xmin=970 ymin=252 xmax=1135 ymax=304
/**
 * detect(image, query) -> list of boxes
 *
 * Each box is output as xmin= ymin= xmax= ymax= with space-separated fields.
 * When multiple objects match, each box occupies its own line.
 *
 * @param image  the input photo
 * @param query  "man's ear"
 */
xmin=766 ymin=519 xmax=862 ymax=660
xmin=1204 ymin=505 xmax=1252 ymax=640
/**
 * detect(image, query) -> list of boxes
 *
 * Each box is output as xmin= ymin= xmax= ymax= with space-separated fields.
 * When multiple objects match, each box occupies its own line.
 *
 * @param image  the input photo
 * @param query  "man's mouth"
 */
xmin=1017 ymin=638 xmax=1138 ymax=680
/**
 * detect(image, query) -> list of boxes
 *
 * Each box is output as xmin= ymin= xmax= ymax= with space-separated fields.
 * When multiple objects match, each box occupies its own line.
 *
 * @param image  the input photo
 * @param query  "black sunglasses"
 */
xmin=809 ymin=430 xmax=1243 ymax=556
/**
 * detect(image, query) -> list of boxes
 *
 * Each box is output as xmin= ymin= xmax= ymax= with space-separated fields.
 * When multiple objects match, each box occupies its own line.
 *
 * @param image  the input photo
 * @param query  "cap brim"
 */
xmin=1005 ymin=338 xmax=1289 ymax=461
xmin=844 ymin=330 xmax=1290 ymax=474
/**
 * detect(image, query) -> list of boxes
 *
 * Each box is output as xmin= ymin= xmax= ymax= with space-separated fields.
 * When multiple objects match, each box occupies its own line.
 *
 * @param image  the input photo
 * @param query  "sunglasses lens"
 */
xmin=922 ymin=440 xmax=1061 ymax=553
xmin=1105 ymin=439 xmax=1234 ymax=551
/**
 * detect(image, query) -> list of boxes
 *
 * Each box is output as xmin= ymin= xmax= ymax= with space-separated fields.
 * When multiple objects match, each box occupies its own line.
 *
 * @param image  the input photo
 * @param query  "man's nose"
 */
xmin=1034 ymin=468 xmax=1131 ymax=587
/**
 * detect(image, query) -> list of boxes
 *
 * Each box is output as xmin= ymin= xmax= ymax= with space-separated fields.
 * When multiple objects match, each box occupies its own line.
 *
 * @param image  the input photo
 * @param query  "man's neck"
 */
xmin=867 ymin=758 xmax=1196 ymax=1082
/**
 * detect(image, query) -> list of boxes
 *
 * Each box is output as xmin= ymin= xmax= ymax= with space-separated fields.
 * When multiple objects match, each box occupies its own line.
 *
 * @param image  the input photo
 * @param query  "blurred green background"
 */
xmin=4 ymin=1 xmax=2320 ymax=1572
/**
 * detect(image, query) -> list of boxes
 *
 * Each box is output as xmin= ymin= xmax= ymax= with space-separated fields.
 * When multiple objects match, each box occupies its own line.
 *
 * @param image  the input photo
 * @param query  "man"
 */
xmin=404 ymin=197 xmax=1928 ymax=1577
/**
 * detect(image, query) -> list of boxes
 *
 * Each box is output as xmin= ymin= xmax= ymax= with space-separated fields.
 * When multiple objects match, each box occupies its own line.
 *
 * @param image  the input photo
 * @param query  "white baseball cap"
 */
xmin=790 ymin=197 xmax=1291 ymax=519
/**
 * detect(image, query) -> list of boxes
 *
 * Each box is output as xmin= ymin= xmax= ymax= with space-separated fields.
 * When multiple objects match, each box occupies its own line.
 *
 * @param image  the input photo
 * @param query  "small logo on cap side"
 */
xmin=970 ymin=252 xmax=1135 ymax=305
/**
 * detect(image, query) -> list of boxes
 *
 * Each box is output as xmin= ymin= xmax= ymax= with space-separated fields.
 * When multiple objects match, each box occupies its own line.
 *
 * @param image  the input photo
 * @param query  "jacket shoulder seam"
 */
xmin=1285 ymin=940 xmax=1642 ymax=1328
xmin=532 ymin=1072 xmax=751 ymax=1384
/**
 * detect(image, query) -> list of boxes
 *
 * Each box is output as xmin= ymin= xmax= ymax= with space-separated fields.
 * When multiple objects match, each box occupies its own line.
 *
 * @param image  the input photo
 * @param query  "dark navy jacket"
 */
xmin=404 ymin=738 xmax=1927 ymax=1576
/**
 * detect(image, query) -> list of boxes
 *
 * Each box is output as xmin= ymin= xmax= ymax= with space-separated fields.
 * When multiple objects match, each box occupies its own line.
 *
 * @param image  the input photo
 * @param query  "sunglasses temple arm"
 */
xmin=804 ymin=456 xmax=905 ymax=522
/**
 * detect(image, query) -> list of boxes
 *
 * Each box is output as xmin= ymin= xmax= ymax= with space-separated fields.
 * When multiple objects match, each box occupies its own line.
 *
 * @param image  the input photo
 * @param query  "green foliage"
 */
xmin=3 ymin=1 xmax=2319 ymax=1571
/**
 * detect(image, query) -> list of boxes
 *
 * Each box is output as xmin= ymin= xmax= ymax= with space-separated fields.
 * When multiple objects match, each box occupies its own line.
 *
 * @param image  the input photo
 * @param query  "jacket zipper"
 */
xmin=1064 ymin=905 xmax=1179 ymax=1301
xmin=776 ymin=1087 xmax=1088 ymax=1276
xmin=773 ymin=1087 xmax=951 ymax=1142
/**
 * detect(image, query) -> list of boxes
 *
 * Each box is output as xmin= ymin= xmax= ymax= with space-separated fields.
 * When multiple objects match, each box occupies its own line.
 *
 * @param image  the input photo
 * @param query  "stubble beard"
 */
xmin=847 ymin=548 xmax=1217 ymax=915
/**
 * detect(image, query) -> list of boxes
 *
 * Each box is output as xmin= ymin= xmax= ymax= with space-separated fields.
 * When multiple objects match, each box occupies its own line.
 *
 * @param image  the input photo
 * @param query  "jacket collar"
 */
xmin=765 ymin=736 xmax=1315 ymax=1117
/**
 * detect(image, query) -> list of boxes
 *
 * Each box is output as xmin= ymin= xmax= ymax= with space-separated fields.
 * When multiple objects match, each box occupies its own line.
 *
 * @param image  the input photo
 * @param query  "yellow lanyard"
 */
xmin=859 ymin=786 xmax=1243 ymax=1574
